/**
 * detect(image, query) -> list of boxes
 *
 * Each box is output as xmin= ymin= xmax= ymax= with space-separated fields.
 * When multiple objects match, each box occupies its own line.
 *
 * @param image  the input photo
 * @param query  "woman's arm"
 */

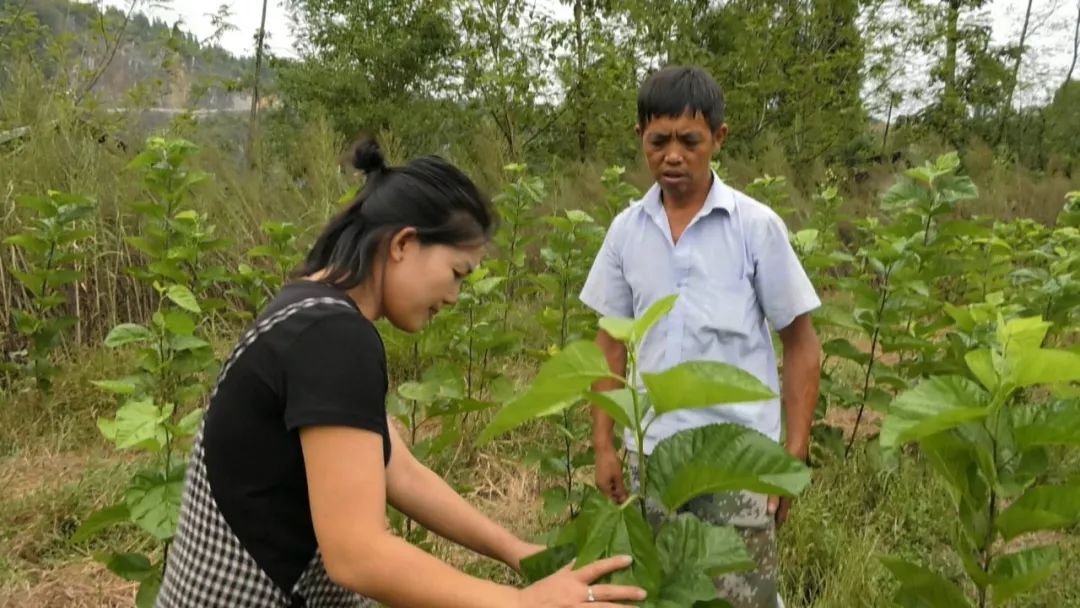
xmin=301 ymin=425 xmax=519 ymax=607
xmin=384 ymin=419 xmax=542 ymax=572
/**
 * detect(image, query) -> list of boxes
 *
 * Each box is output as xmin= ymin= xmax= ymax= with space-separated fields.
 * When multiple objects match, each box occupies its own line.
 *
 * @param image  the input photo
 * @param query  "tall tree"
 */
xmin=1067 ymin=0 xmax=1080 ymax=86
xmin=278 ymin=0 xmax=458 ymax=149
xmin=247 ymin=0 xmax=269 ymax=165
xmin=995 ymin=0 xmax=1034 ymax=145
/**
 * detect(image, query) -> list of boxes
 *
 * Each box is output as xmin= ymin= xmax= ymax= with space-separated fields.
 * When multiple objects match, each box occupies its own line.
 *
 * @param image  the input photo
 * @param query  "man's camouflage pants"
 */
xmin=628 ymin=459 xmax=781 ymax=608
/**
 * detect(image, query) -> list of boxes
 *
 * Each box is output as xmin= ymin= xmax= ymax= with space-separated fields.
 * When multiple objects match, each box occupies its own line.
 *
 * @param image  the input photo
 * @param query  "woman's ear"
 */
xmin=387 ymin=227 xmax=419 ymax=263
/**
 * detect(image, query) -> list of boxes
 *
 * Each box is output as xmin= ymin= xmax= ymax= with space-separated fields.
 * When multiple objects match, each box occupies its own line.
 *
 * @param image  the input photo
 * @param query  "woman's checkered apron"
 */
xmin=156 ymin=298 xmax=374 ymax=607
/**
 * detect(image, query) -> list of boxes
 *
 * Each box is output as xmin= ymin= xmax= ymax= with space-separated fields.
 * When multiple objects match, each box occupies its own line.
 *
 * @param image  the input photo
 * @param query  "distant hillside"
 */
xmin=0 ymin=0 xmax=271 ymax=110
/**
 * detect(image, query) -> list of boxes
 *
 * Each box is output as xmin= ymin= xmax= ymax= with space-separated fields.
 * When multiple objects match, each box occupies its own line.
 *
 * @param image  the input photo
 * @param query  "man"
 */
xmin=579 ymin=65 xmax=822 ymax=608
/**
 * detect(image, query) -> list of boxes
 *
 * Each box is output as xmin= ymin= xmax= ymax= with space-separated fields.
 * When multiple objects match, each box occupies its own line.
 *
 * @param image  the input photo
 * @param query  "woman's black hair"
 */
xmin=637 ymin=65 xmax=726 ymax=132
xmin=299 ymin=138 xmax=495 ymax=289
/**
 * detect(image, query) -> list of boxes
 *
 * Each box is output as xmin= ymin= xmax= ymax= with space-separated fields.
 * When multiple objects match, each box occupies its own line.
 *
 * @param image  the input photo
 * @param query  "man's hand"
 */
xmin=768 ymin=442 xmax=809 ymax=529
xmin=594 ymin=446 xmax=627 ymax=504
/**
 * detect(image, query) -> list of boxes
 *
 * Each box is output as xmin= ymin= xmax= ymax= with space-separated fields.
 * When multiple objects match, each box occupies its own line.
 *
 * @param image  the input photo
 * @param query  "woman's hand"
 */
xmin=517 ymin=555 xmax=647 ymax=607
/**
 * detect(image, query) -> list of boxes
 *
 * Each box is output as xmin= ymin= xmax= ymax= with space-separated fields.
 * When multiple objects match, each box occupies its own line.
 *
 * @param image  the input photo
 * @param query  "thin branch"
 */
xmin=0 ymin=0 xmax=31 ymax=49
xmin=77 ymin=0 xmax=139 ymax=104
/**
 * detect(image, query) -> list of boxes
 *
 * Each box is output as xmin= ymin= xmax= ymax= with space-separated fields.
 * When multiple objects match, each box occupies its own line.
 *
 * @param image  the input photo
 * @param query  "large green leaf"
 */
xmin=165 ymin=285 xmax=201 ymax=313
xmin=477 ymin=340 xmax=612 ymax=444
xmin=97 ymin=398 xmax=172 ymax=451
xmin=997 ymin=483 xmax=1080 ymax=540
xmin=126 ymin=468 xmax=185 ymax=541
xmin=94 ymin=551 xmax=157 ymax=582
xmin=641 ymin=362 xmax=775 ymax=415
xmin=880 ymin=556 xmax=972 ymax=608
xmin=135 ymin=571 xmax=163 ymax=608
xmin=631 ymin=294 xmax=678 ymax=344
xmin=879 ymin=376 xmax=990 ymax=448
xmin=656 ymin=514 xmax=754 ymax=578
xmin=989 ymin=546 xmax=1060 ymax=604
xmin=587 ymin=388 xmax=636 ymax=429
xmin=647 ymin=424 xmax=811 ymax=511
xmin=1012 ymin=400 xmax=1080 ymax=449
xmin=104 ymin=323 xmax=154 ymax=348
xmin=648 ymin=569 xmax=720 ymax=607
xmin=520 ymin=544 xmax=577 ymax=583
xmin=71 ymin=503 xmax=130 ymax=543
xmin=964 ymin=349 xmax=997 ymax=391
xmin=1008 ymin=348 xmax=1080 ymax=388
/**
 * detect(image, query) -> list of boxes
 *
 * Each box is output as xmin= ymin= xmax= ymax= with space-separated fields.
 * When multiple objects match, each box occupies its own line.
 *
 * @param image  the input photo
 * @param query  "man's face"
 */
xmin=638 ymin=111 xmax=726 ymax=201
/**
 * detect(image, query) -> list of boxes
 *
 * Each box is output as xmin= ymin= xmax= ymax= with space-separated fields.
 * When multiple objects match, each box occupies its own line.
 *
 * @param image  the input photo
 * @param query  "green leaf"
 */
xmin=94 ymin=551 xmax=156 ymax=582
xmin=647 ymin=424 xmax=811 ymax=511
xmin=175 ymin=408 xmax=204 ymax=438
xmin=71 ymin=503 xmax=130 ymax=543
xmin=520 ymin=544 xmax=577 ymax=583
xmin=135 ymin=571 xmax=162 ymax=608
xmin=997 ymin=483 xmax=1080 ymax=540
xmin=822 ymin=338 xmax=870 ymax=365
xmin=16 ymin=194 xmax=58 ymax=217
xmin=97 ymin=398 xmax=170 ymax=451
xmin=990 ymin=546 xmax=1060 ymax=604
xmin=587 ymin=388 xmax=636 ymax=429
xmin=619 ymin=502 xmax=663 ymax=595
xmin=656 ymin=514 xmax=754 ymax=578
xmin=2 ymin=233 xmax=49 ymax=254
xmin=125 ymin=468 xmax=185 ymax=541
xmin=90 ymin=379 xmax=138 ymax=395
xmin=478 ymin=340 xmax=612 ymax=444
xmin=165 ymin=285 xmax=201 ymax=313
xmin=879 ymin=376 xmax=990 ymax=448
xmin=163 ymin=311 xmax=196 ymax=336
xmin=170 ymin=335 xmax=210 ymax=352
xmin=104 ymin=323 xmax=154 ymax=348
xmin=1012 ymin=401 xmax=1080 ymax=449
xmin=642 ymin=362 xmax=775 ymax=415
xmin=880 ymin=556 xmax=972 ymax=608
xmin=598 ymin=317 xmax=634 ymax=342
xmin=964 ymin=349 xmax=997 ymax=391
xmin=632 ymin=294 xmax=678 ymax=344
xmin=1008 ymin=348 xmax=1080 ymax=388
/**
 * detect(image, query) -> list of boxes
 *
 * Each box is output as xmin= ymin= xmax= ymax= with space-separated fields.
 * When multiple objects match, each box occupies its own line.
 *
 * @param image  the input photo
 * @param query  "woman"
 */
xmin=156 ymin=140 xmax=646 ymax=608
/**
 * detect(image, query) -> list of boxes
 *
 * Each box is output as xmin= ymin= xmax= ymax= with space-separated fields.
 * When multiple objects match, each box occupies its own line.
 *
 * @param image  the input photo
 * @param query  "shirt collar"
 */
xmin=642 ymin=171 xmax=735 ymax=222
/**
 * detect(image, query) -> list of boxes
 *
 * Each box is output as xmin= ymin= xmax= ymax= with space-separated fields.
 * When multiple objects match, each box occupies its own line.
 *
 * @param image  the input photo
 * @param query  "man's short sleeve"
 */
xmin=750 ymin=211 xmax=821 ymax=331
xmin=282 ymin=313 xmax=387 ymax=432
xmin=580 ymin=213 xmax=634 ymax=319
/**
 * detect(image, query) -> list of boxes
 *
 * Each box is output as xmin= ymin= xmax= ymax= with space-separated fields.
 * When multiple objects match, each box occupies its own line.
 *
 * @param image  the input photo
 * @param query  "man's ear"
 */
xmin=387 ymin=227 xmax=418 ymax=263
xmin=713 ymin=123 xmax=729 ymax=149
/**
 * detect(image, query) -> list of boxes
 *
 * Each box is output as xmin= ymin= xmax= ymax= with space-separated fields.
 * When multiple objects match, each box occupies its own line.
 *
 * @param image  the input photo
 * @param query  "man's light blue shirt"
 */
xmin=579 ymin=173 xmax=820 ymax=454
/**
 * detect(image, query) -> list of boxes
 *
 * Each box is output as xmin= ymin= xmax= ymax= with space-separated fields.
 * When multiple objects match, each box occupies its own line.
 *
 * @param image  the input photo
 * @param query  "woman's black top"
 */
xmin=157 ymin=281 xmax=390 ymax=607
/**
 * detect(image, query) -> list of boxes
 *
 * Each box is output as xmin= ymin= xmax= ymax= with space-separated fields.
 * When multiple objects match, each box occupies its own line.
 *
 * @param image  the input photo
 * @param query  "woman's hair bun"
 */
xmin=352 ymin=138 xmax=387 ymax=174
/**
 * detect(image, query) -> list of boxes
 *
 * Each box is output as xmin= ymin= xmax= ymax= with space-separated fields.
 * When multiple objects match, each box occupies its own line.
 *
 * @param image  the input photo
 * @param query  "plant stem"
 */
xmin=846 ymin=263 xmax=893 ymax=457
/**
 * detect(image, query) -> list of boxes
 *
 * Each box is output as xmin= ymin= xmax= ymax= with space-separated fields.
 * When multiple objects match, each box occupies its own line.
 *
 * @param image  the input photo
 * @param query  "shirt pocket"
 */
xmin=686 ymin=275 xmax=757 ymax=341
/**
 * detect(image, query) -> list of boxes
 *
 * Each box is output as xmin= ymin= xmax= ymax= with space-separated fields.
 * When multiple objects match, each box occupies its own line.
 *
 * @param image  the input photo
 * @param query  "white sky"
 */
xmin=101 ymin=0 xmax=1078 ymax=111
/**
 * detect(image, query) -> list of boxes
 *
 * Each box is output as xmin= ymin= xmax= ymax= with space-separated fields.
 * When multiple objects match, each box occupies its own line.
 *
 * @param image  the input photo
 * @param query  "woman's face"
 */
xmin=381 ymin=230 xmax=486 ymax=333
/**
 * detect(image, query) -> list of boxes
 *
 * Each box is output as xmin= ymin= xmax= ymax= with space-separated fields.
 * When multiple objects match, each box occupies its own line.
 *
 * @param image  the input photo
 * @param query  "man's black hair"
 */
xmin=637 ymin=65 xmax=726 ymax=132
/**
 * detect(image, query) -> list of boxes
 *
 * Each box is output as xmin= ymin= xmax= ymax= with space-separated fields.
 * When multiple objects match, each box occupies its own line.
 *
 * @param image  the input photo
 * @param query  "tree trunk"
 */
xmin=940 ymin=0 xmax=962 ymax=143
xmin=1067 ymin=0 xmax=1080 ymax=86
xmin=881 ymin=94 xmax=894 ymax=157
xmin=247 ymin=0 xmax=270 ymax=166
xmin=995 ymin=0 xmax=1034 ymax=146
xmin=573 ymin=0 xmax=588 ymax=162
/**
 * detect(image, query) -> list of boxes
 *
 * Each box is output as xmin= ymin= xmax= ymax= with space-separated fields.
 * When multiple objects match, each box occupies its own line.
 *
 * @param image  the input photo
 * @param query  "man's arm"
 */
xmin=384 ymin=420 xmax=540 ymax=573
xmin=592 ymin=329 xmax=629 ymax=502
xmin=777 ymin=313 xmax=821 ymax=462
xmin=769 ymin=313 xmax=821 ymax=527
